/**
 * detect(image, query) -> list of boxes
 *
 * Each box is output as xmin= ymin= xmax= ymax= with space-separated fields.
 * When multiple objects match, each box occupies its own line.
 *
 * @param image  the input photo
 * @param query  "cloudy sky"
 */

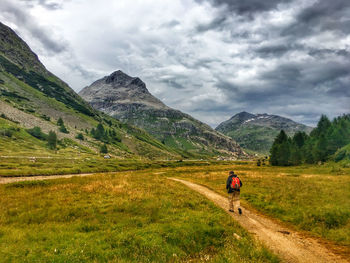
xmin=1 ymin=0 xmax=349 ymax=127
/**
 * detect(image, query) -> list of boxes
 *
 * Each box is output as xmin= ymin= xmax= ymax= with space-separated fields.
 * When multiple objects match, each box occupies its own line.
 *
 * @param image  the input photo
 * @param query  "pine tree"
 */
xmin=47 ymin=131 xmax=57 ymax=150
xmin=76 ymin=133 xmax=84 ymax=140
xmin=57 ymin=117 xmax=64 ymax=126
xmin=100 ymin=144 xmax=108 ymax=154
xmin=270 ymin=130 xmax=289 ymax=166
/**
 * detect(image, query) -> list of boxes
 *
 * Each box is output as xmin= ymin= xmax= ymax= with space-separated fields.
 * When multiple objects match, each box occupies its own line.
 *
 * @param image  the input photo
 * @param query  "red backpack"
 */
xmin=231 ymin=177 xmax=240 ymax=190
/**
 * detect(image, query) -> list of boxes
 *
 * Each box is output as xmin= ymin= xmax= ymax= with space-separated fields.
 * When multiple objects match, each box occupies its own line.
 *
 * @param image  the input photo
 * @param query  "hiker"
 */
xmin=226 ymin=171 xmax=242 ymax=214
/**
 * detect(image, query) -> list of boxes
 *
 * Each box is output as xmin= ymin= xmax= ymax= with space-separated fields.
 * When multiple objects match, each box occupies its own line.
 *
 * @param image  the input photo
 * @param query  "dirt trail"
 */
xmin=170 ymin=178 xmax=349 ymax=263
xmin=0 ymin=173 xmax=96 ymax=184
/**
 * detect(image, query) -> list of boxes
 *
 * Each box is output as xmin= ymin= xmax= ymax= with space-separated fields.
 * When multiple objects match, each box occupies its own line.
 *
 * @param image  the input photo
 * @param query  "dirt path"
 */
xmin=0 ymin=173 xmax=97 ymax=184
xmin=170 ymin=178 xmax=349 ymax=263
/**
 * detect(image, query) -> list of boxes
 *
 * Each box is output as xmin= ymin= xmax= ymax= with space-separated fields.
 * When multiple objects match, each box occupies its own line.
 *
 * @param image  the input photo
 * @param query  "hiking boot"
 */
xmin=238 ymin=208 xmax=242 ymax=215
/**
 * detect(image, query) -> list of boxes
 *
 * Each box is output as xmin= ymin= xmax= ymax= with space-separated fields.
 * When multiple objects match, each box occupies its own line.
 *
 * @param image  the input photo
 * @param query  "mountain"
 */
xmin=79 ymin=71 xmax=245 ymax=159
xmin=0 ymin=22 xmax=179 ymax=160
xmin=216 ymin=111 xmax=313 ymax=154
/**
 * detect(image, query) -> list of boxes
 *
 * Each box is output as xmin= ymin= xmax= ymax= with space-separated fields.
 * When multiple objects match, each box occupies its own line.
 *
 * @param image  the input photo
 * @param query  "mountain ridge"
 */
xmin=216 ymin=111 xmax=313 ymax=154
xmin=0 ymin=21 xmax=181 ymax=160
xmin=79 ymin=71 xmax=246 ymax=158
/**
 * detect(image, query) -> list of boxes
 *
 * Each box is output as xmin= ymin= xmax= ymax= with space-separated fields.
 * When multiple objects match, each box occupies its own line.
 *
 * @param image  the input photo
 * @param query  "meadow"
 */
xmin=0 ymin=170 xmax=278 ymax=263
xmin=170 ymin=162 xmax=350 ymax=249
xmin=1 ymin=161 xmax=349 ymax=262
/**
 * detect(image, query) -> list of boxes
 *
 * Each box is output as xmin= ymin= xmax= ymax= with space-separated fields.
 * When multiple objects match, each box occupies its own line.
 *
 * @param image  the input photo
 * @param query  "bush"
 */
xmin=0 ymin=128 xmax=14 ymax=137
xmin=40 ymin=114 xmax=51 ymax=121
xmin=59 ymin=125 xmax=69 ymax=134
xmin=76 ymin=133 xmax=84 ymax=140
xmin=27 ymin=127 xmax=47 ymax=140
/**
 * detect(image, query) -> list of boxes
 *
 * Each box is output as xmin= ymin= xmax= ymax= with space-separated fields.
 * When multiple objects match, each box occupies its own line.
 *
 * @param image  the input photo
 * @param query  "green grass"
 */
xmin=171 ymin=162 xmax=350 ymax=247
xmin=0 ymin=171 xmax=278 ymax=262
xmin=225 ymin=125 xmax=277 ymax=154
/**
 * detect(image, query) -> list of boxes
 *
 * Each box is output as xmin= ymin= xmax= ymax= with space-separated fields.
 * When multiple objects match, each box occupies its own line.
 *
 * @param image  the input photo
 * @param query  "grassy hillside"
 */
xmin=224 ymin=125 xmax=279 ymax=154
xmin=172 ymin=162 xmax=350 ymax=248
xmin=216 ymin=112 xmax=312 ymax=154
xmin=0 ymin=22 xmax=183 ymax=162
xmin=79 ymin=71 xmax=245 ymax=160
xmin=0 ymin=171 xmax=279 ymax=262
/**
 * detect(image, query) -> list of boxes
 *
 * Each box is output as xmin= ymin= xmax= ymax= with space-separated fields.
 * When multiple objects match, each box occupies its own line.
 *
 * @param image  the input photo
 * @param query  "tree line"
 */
xmin=270 ymin=114 xmax=350 ymax=166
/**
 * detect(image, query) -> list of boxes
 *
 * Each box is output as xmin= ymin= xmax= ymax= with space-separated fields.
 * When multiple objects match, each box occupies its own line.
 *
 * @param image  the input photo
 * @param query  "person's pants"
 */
xmin=228 ymin=191 xmax=240 ymax=211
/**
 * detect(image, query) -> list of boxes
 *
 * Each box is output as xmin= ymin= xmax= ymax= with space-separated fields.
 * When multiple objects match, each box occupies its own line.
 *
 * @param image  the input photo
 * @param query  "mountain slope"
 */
xmin=216 ymin=111 xmax=313 ymax=154
xmin=79 ymin=71 xmax=245 ymax=159
xmin=0 ymin=22 xmax=179 ymax=160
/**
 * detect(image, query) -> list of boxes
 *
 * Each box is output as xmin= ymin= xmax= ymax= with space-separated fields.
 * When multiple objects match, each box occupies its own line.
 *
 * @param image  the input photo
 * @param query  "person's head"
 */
xmin=229 ymin=171 xmax=236 ymax=177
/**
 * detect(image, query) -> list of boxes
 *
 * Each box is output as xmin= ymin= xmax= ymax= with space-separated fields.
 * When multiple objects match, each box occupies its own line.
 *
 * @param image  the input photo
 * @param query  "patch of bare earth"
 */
xmin=0 ymin=173 xmax=95 ymax=184
xmin=170 ymin=178 xmax=349 ymax=263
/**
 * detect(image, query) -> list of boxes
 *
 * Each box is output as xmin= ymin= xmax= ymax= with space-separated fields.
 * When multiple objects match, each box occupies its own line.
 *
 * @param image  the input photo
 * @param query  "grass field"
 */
xmin=0 ymin=171 xmax=278 ymax=262
xmin=170 ymin=162 xmax=350 ymax=247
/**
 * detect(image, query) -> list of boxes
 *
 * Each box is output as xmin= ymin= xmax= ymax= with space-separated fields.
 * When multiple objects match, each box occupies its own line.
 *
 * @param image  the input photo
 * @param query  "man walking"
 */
xmin=226 ymin=171 xmax=243 ymax=214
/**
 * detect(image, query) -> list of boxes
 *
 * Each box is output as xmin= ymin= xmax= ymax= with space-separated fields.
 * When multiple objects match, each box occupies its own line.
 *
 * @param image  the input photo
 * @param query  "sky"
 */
xmin=1 ymin=0 xmax=349 ymax=127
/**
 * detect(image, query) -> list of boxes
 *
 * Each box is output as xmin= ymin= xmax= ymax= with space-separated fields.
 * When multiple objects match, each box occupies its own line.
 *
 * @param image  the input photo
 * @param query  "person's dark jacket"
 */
xmin=226 ymin=175 xmax=242 ymax=193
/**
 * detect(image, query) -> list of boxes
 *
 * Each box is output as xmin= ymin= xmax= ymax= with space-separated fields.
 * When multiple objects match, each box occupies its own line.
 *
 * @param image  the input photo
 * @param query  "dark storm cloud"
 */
xmin=308 ymin=48 xmax=350 ymax=59
xmin=200 ymin=0 xmax=293 ymax=16
xmin=196 ymin=17 xmax=227 ymax=32
xmin=254 ymin=44 xmax=305 ymax=58
xmin=20 ymin=0 xmax=63 ymax=10
xmin=2 ymin=0 xmax=348 ymax=127
xmin=1 ymin=0 xmax=66 ymax=54
xmin=282 ymin=0 xmax=350 ymax=37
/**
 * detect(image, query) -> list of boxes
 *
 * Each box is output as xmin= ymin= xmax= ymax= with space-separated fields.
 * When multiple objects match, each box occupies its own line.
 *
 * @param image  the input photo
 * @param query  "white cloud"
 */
xmin=1 ymin=0 xmax=349 ymax=127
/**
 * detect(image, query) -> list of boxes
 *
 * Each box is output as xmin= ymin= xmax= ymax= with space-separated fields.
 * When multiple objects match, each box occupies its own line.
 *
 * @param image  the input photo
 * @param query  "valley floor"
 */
xmin=0 ymin=162 xmax=349 ymax=262
xmin=171 ymin=178 xmax=348 ymax=263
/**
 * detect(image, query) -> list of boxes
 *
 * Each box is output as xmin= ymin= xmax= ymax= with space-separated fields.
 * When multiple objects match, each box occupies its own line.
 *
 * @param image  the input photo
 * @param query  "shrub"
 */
xmin=40 ymin=114 xmax=51 ymax=121
xmin=76 ymin=133 xmax=84 ymax=140
xmin=59 ymin=125 xmax=69 ymax=134
xmin=0 ymin=128 xmax=14 ymax=137
xmin=27 ymin=126 xmax=47 ymax=140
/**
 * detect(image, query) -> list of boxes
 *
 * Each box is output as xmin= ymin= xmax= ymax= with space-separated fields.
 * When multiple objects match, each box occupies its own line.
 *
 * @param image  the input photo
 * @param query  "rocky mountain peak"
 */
xmin=79 ymin=73 xmax=245 ymax=158
xmin=230 ymin=111 xmax=256 ymax=122
xmin=103 ymin=71 xmax=148 ymax=94
xmin=105 ymin=70 xmax=134 ymax=85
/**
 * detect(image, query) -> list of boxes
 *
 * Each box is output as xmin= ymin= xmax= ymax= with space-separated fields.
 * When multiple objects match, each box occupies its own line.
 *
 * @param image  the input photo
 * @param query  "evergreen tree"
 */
xmin=47 ymin=131 xmax=57 ymax=150
xmin=277 ymin=139 xmax=291 ymax=166
xmin=270 ymin=114 xmax=350 ymax=165
xmin=311 ymin=115 xmax=331 ymax=137
xmin=100 ymin=144 xmax=108 ymax=154
xmin=270 ymin=130 xmax=289 ymax=166
xmin=293 ymin=131 xmax=307 ymax=148
xmin=57 ymin=117 xmax=64 ymax=126
xmin=59 ymin=125 xmax=69 ymax=134
xmin=76 ymin=133 xmax=84 ymax=140
xmin=57 ymin=117 xmax=69 ymax=133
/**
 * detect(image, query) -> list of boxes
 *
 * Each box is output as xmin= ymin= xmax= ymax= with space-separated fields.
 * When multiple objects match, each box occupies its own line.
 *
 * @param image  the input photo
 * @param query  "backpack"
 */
xmin=231 ymin=177 xmax=240 ymax=190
